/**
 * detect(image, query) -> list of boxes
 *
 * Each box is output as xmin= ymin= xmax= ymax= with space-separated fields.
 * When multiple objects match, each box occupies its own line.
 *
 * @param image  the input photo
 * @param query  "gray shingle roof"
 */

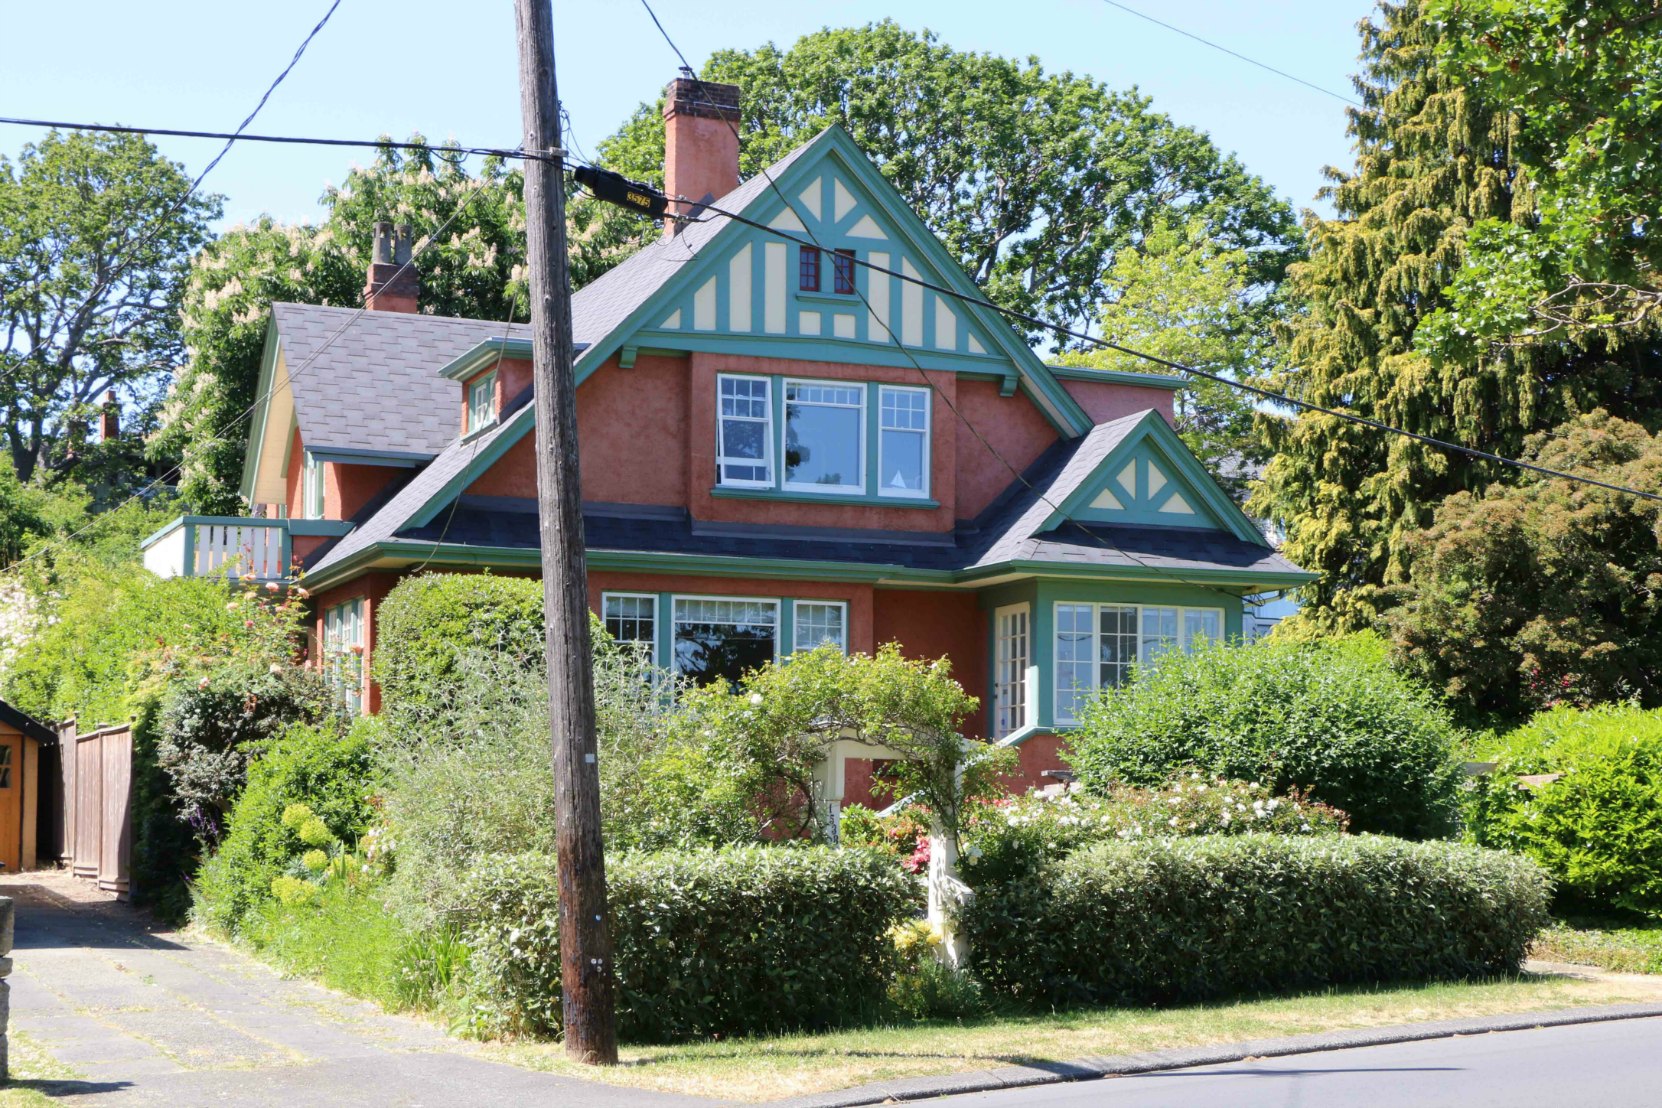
xmin=272 ymin=302 xmax=533 ymax=458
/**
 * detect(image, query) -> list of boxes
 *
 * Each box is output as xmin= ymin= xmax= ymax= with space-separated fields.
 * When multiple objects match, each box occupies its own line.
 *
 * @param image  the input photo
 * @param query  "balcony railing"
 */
xmin=141 ymin=515 xmax=291 ymax=582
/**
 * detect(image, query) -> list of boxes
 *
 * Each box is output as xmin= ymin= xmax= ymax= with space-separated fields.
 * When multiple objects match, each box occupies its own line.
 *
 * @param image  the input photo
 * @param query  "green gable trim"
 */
xmin=1047 ymin=365 xmax=1185 ymax=390
xmin=238 ymin=321 xmax=286 ymax=501
xmin=710 ymin=487 xmax=940 ymax=510
xmin=405 ymin=405 xmax=538 ymax=529
xmin=306 ymin=447 xmax=428 ymax=468
xmin=625 ymin=329 xmax=1019 ymax=384
xmin=1046 ymin=412 xmax=1267 ymax=546
xmin=439 ymin=337 xmax=534 ymax=381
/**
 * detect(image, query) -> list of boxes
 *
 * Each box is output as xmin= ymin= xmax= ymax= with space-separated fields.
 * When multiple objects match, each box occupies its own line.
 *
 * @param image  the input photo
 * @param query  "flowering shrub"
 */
xmin=963 ymin=834 xmax=1551 ymax=1007
xmin=960 ymin=775 xmax=1347 ymax=888
xmin=1467 ymin=704 xmax=1662 ymax=916
xmin=457 ymin=846 xmax=912 ymax=1042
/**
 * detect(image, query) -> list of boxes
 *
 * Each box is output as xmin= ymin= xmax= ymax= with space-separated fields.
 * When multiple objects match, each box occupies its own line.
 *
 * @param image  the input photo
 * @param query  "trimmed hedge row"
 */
xmin=963 ymin=834 xmax=1551 ymax=1007
xmin=372 ymin=574 xmax=543 ymax=722
xmin=457 ymin=846 xmax=912 ymax=1042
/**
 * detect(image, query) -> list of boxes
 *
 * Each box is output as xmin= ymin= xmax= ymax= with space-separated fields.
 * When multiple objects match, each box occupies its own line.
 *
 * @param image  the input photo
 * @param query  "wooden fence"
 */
xmin=50 ymin=721 xmax=132 ymax=897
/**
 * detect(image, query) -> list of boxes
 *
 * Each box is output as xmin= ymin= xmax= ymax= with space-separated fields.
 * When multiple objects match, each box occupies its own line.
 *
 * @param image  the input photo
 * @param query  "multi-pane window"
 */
xmin=833 ymin=249 xmax=856 ymax=294
xmin=784 ymin=381 xmax=864 ymax=492
xmin=673 ymin=597 xmax=780 ymax=687
xmin=793 ymin=601 xmax=848 ymax=653
xmin=467 ymin=371 xmax=497 ymax=435
xmin=798 ymin=245 xmax=821 ymax=292
xmin=717 ymin=374 xmax=773 ymax=486
xmin=302 ymin=451 xmax=324 ymax=519
xmin=323 ymin=598 xmax=365 ymax=713
xmin=1053 ymin=603 xmax=1225 ymax=723
xmin=878 ymin=385 xmax=930 ymax=497
xmin=602 ymin=592 xmax=656 ymax=660
xmin=995 ymin=604 xmax=1030 ymax=737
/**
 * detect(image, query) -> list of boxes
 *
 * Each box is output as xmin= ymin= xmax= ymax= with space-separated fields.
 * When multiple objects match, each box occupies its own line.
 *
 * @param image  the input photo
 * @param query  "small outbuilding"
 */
xmin=0 ymin=699 xmax=49 ymax=873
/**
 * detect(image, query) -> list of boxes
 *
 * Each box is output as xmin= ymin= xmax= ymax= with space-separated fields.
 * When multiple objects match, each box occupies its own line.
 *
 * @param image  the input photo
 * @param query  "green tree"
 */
xmin=0 ymin=130 xmax=218 ymax=483
xmin=1054 ymin=218 xmax=1281 ymax=493
xmin=596 ymin=21 xmax=1299 ymax=340
xmin=1422 ymin=0 xmax=1662 ymax=346
xmin=1390 ymin=411 xmax=1662 ymax=725
xmin=1249 ymin=1 xmax=1657 ymax=630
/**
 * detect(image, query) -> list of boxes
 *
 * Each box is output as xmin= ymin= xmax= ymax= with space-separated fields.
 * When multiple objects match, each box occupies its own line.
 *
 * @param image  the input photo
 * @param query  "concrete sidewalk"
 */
xmin=4 ymin=870 xmax=706 ymax=1106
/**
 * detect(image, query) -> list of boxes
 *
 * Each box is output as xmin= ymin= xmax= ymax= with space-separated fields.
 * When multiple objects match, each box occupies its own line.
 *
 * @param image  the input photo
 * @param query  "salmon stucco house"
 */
xmin=142 ymin=77 xmax=1314 ymax=808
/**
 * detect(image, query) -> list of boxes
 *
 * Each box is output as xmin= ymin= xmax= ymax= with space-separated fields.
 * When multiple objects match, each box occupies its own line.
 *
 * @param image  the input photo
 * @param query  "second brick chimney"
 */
xmin=662 ymin=74 xmax=742 ymax=238
xmin=364 ymin=222 xmax=419 ymax=312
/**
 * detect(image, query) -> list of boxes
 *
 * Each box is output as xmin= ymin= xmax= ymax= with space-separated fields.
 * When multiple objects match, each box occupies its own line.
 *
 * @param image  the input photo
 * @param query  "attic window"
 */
xmin=798 ymin=246 xmax=820 ymax=292
xmin=832 ymin=249 xmax=856 ymax=294
xmin=467 ymin=371 xmax=497 ymax=435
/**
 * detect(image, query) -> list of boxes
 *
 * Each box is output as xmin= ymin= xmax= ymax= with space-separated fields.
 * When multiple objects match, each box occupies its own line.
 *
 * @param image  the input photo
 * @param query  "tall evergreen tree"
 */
xmin=1250 ymin=0 xmax=1660 ymax=630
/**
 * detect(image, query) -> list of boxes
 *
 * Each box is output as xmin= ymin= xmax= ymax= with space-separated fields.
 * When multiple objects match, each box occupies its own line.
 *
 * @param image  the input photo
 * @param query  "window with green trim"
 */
xmin=1053 ymin=602 xmax=1223 ymax=724
xmin=878 ymin=385 xmax=930 ymax=497
xmin=602 ymin=592 xmax=656 ymax=661
xmin=793 ymin=600 xmax=848 ymax=653
xmin=323 ymin=598 xmax=365 ymax=713
xmin=302 ymin=451 xmax=323 ymax=520
xmin=466 ymin=371 xmax=497 ymax=435
xmin=785 ymin=380 xmax=864 ymax=492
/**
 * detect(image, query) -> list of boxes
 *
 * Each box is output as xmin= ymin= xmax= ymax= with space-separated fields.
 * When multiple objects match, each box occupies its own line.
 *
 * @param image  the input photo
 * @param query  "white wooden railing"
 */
xmin=141 ymin=516 xmax=290 ymax=582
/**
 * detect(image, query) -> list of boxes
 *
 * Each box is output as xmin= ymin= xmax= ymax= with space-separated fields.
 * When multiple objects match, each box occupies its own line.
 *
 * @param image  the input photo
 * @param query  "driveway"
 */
xmin=3 ymin=870 xmax=706 ymax=1106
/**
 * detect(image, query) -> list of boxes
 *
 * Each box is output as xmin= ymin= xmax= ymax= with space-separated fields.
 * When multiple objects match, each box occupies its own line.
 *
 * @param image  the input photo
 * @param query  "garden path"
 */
xmin=2 ymin=870 xmax=708 ymax=1106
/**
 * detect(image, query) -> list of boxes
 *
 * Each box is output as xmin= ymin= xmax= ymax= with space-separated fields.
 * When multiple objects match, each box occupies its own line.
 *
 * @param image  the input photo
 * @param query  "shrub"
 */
xmin=963 ymin=834 xmax=1550 ymax=1008
xmin=1065 ymin=634 xmax=1463 ymax=838
xmin=456 ymin=846 xmax=912 ymax=1042
xmin=1467 ymin=704 xmax=1662 ymax=917
xmin=959 ymin=775 xmax=1349 ymax=889
xmin=372 ymin=574 xmax=543 ymax=724
xmin=195 ymin=718 xmax=381 ymax=936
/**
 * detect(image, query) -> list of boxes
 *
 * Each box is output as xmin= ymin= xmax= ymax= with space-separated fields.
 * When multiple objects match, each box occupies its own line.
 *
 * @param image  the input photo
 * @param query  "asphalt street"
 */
xmin=935 ymin=1015 xmax=1662 ymax=1107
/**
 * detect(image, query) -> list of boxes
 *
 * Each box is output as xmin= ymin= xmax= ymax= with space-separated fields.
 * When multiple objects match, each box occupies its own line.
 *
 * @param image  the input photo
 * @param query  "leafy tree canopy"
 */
xmin=0 ymin=130 xmax=218 ymax=483
xmin=1421 ymin=0 xmax=1662 ymax=349
xmin=1390 ymin=410 xmax=1662 ymax=726
xmin=595 ymin=21 xmax=1300 ymax=341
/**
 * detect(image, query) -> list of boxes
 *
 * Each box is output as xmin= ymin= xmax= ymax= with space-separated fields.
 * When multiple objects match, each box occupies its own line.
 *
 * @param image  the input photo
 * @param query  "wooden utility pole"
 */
xmin=513 ymin=0 xmax=618 ymax=1065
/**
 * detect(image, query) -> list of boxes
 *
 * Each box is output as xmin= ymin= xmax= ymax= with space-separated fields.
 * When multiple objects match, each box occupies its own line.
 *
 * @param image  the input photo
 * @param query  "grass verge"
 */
xmin=1 ymin=1030 xmax=87 ymax=1107
xmin=1533 ymin=921 xmax=1662 ymax=974
xmin=483 ymin=972 xmax=1662 ymax=1103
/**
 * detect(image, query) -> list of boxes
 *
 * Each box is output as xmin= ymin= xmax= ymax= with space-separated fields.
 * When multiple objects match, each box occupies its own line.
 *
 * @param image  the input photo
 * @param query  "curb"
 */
xmin=768 ymin=1001 xmax=1662 ymax=1107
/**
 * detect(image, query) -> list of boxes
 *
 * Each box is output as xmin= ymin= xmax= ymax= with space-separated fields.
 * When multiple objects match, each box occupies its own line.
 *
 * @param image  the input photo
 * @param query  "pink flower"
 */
xmin=265 ymin=582 xmax=279 ymax=593
xmin=197 ymin=677 xmax=211 ymax=689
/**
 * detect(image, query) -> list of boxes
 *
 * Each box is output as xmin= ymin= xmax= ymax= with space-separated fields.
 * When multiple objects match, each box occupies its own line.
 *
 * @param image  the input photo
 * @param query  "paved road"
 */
xmin=3 ymin=871 xmax=705 ymax=1107
xmin=937 ymin=1015 xmax=1662 ymax=1107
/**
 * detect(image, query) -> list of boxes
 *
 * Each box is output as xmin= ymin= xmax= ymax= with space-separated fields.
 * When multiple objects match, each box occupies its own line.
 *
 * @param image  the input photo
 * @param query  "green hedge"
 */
xmin=1065 ymin=635 xmax=1464 ymax=838
xmin=963 ymin=834 xmax=1550 ymax=1007
xmin=372 ymin=574 xmax=543 ymax=722
xmin=1468 ymin=704 xmax=1662 ymax=917
xmin=458 ymin=846 xmax=912 ymax=1042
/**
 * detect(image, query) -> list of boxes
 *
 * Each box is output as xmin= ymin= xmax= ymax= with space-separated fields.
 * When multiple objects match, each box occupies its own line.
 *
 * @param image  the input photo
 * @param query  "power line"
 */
xmin=632 ymin=1 xmax=1254 ymax=608
xmin=0 ymin=115 xmax=549 ymax=164
xmin=1094 ymin=0 xmax=1362 ymax=108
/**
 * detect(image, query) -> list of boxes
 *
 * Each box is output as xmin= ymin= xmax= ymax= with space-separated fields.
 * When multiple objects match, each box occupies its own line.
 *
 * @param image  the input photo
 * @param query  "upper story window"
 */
xmin=302 ymin=451 xmax=323 ymax=519
xmin=466 ymin=371 xmax=497 ymax=435
xmin=717 ymin=374 xmax=773 ymax=486
xmin=1054 ymin=603 xmax=1223 ymax=724
xmin=715 ymin=374 xmax=933 ymax=503
xmin=784 ymin=380 xmax=864 ymax=493
xmin=796 ymin=247 xmax=856 ymax=295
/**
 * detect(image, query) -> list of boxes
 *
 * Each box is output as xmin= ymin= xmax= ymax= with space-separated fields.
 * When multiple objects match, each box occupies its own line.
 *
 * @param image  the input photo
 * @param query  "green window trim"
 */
xmin=466 ymin=371 xmax=498 ymax=436
xmin=302 ymin=451 xmax=324 ymax=520
xmin=714 ymin=373 xmax=934 ymax=506
xmin=322 ymin=597 xmax=365 ymax=713
xmin=608 ymin=591 xmax=851 ymax=676
xmin=1051 ymin=600 xmax=1224 ymax=726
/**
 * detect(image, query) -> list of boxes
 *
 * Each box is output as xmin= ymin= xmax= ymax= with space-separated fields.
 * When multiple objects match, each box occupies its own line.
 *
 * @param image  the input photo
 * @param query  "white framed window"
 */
xmin=323 ymin=598 xmax=365 ymax=713
xmin=783 ymin=379 xmax=865 ymax=493
xmin=302 ymin=451 xmax=324 ymax=520
xmin=793 ymin=600 xmax=848 ymax=653
xmin=878 ymin=385 xmax=931 ymax=498
xmin=672 ymin=595 xmax=780 ymax=686
xmin=466 ymin=371 xmax=497 ymax=435
xmin=1053 ymin=602 xmax=1225 ymax=724
xmin=994 ymin=603 xmax=1030 ymax=737
xmin=602 ymin=592 xmax=656 ymax=661
xmin=717 ymin=374 xmax=773 ymax=487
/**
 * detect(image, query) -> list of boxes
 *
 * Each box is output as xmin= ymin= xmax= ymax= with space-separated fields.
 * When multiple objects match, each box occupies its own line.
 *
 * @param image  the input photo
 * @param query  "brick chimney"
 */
xmin=662 ymin=74 xmax=741 ymax=238
xmin=97 ymin=391 xmax=119 ymax=442
xmin=363 ymin=222 xmax=419 ymax=312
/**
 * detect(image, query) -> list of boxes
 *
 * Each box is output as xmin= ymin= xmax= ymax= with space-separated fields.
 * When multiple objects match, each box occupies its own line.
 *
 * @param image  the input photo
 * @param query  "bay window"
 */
xmin=784 ymin=380 xmax=864 ymax=492
xmin=1054 ymin=603 xmax=1224 ymax=724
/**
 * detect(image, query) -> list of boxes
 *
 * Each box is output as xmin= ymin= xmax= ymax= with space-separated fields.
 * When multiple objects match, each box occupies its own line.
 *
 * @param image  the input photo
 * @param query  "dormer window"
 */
xmin=466 ymin=371 xmax=497 ymax=436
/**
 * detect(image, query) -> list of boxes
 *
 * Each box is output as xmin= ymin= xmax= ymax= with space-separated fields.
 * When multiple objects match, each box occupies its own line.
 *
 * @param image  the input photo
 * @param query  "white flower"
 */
xmin=1168 ymin=816 xmax=1180 ymax=827
xmin=749 ymin=693 xmax=764 ymax=706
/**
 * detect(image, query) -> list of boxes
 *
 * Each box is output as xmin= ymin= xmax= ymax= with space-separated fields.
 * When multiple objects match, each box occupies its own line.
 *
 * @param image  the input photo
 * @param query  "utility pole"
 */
xmin=513 ymin=0 xmax=618 ymax=1065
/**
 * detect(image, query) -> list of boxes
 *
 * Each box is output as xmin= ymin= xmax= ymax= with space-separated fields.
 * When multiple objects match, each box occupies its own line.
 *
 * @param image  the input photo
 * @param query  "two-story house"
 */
xmin=142 ymin=76 xmax=1314 ymax=806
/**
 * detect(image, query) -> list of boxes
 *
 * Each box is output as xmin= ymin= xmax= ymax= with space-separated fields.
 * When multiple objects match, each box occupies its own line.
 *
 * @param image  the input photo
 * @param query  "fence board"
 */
xmin=97 ymin=728 xmax=132 ymax=895
xmin=72 ymin=736 xmax=100 ymax=881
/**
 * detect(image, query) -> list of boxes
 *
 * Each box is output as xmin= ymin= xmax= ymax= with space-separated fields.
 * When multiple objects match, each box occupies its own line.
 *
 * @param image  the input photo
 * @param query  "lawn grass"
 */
xmin=1533 ymin=919 xmax=1662 ymax=974
xmin=482 ymin=972 xmax=1662 ymax=1103
xmin=0 ymin=1030 xmax=87 ymax=1107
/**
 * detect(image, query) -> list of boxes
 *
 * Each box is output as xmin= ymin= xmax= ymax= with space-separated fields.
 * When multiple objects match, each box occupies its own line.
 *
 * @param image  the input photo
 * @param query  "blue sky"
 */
xmin=1 ymin=1 xmax=1375 ymax=230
